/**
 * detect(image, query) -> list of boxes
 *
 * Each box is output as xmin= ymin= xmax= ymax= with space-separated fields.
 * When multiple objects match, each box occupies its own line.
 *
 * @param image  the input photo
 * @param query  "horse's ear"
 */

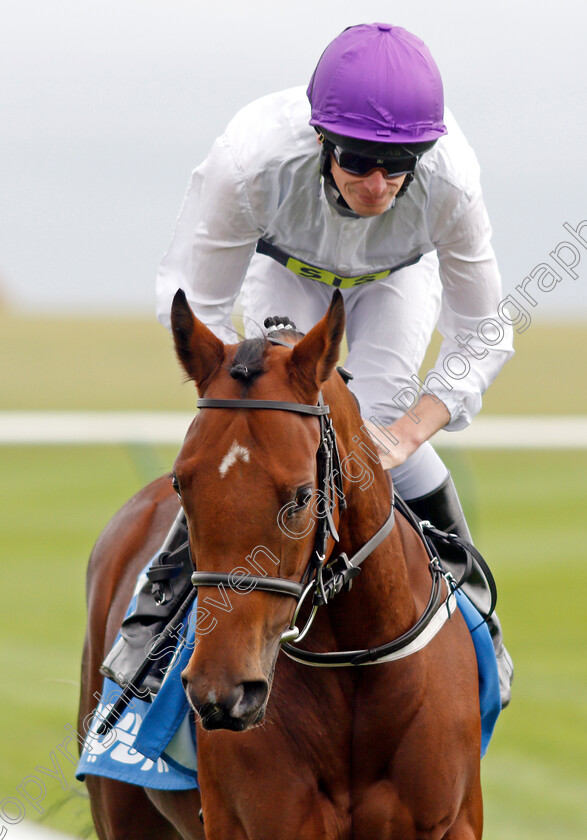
xmin=171 ymin=289 xmax=225 ymax=392
xmin=289 ymin=290 xmax=345 ymax=390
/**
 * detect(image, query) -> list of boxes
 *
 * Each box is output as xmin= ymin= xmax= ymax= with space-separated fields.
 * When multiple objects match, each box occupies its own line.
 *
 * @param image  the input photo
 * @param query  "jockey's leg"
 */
xmin=391 ymin=454 xmax=514 ymax=709
xmin=239 ymin=250 xmax=334 ymax=338
xmin=100 ymin=508 xmax=192 ymax=695
xmin=341 ymin=254 xmax=513 ymax=708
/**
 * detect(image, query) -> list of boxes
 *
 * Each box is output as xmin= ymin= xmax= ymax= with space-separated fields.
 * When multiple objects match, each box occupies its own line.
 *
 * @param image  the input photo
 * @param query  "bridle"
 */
xmin=191 ymin=358 xmax=457 ymax=667
xmin=96 ymin=349 xmax=457 ymax=736
xmin=192 ymin=390 xmax=397 ymax=642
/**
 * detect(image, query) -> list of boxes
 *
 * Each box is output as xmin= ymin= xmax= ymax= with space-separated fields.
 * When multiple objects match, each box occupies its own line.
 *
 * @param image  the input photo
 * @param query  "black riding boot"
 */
xmin=100 ymin=507 xmax=194 ymax=697
xmin=406 ymin=473 xmax=513 ymax=708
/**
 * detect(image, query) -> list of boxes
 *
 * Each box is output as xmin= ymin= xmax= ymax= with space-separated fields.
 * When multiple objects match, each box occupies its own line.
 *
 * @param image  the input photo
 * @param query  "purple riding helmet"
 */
xmin=307 ymin=23 xmax=447 ymax=190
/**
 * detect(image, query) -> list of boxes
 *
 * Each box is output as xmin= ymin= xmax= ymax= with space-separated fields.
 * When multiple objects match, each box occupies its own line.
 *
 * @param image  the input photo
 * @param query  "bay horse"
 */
xmin=79 ymin=289 xmax=483 ymax=839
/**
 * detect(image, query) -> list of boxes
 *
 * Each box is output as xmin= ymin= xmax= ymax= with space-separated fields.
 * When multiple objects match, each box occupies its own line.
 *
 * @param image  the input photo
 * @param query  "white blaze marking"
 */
xmin=219 ymin=440 xmax=250 ymax=478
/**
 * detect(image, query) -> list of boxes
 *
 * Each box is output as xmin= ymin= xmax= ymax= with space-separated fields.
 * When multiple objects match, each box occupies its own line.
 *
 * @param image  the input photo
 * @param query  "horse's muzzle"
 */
xmin=182 ymin=676 xmax=269 ymax=731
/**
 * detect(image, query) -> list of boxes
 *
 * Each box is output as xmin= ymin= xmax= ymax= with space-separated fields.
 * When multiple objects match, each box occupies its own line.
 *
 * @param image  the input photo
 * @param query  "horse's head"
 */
xmin=171 ymin=289 xmax=350 ymax=731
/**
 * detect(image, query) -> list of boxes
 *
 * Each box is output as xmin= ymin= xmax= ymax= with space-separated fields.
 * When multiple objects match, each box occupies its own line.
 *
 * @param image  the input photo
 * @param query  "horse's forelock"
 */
xmin=228 ymin=337 xmax=268 ymax=383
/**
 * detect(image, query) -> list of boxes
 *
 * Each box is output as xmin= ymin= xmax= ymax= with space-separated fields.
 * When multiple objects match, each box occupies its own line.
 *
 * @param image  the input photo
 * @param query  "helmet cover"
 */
xmin=307 ymin=23 xmax=447 ymax=145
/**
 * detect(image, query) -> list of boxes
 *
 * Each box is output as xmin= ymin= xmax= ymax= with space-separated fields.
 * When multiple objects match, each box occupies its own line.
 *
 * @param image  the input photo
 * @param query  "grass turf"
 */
xmin=1 ymin=311 xmax=587 ymax=414
xmin=0 ymin=445 xmax=585 ymax=838
xmin=0 ymin=444 xmax=173 ymax=836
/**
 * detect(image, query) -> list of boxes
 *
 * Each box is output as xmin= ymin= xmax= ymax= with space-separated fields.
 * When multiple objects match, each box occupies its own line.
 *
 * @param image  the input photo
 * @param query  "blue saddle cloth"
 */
xmin=454 ymin=588 xmax=501 ymax=755
xmin=77 ymin=565 xmax=199 ymax=790
xmin=76 ymin=566 xmax=501 ymax=790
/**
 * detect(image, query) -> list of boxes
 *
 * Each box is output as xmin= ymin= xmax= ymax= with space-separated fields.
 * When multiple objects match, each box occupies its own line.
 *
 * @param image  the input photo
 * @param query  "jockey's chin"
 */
xmin=330 ymin=160 xmax=407 ymax=217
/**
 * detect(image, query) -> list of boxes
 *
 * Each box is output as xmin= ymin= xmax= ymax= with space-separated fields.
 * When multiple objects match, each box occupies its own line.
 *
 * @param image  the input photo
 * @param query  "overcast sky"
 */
xmin=1 ymin=0 xmax=586 ymax=318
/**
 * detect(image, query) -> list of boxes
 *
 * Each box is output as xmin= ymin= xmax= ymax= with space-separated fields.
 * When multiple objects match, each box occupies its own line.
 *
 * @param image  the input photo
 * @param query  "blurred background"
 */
xmin=2 ymin=0 xmax=587 ymax=317
xmin=1 ymin=1 xmax=585 ymax=838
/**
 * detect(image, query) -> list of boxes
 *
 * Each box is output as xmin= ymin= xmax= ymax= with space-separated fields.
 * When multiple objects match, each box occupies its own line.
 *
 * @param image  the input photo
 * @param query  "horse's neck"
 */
xmin=324 ymin=473 xmax=420 ymax=652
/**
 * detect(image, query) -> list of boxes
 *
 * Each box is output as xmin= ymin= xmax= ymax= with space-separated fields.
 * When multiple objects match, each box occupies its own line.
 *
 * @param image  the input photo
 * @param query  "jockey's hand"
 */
xmin=362 ymin=395 xmax=451 ymax=471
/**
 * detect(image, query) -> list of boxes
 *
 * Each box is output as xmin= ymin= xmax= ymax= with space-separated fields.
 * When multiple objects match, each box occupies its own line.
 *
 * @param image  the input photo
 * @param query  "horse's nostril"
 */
xmin=229 ymin=680 xmax=268 ymax=720
xmin=181 ymin=674 xmax=268 ymax=729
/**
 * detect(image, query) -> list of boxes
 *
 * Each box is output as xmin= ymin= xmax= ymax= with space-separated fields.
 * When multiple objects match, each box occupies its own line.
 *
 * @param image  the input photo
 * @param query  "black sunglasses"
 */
xmin=331 ymin=145 xmax=418 ymax=179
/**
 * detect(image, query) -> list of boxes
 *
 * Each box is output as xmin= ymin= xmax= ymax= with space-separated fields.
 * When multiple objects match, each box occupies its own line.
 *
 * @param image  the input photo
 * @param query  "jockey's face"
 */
xmin=329 ymin=155 xmax=407 ymax=217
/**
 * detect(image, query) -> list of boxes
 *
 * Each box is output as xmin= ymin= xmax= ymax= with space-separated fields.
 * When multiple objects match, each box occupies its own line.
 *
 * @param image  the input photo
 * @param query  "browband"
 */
xmin=197 ymin=398 xmax=330 ymax=416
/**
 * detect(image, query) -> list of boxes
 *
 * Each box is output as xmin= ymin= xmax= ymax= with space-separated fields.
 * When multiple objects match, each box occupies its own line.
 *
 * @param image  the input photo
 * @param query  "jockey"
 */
xmin=103 ymin=23 xmax=514 ymax=707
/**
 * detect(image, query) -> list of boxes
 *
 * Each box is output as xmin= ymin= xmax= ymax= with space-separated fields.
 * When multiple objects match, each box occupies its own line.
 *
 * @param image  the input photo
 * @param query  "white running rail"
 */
xmin=0 ymin=412 xmax=586 ymax=448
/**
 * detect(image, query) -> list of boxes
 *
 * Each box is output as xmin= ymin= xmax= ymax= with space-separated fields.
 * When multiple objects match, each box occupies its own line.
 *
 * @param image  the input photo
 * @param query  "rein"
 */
xmin=281 ymin=494 xmax=457 ymax=667
xmin=192 ymin=375 xmax=457 ymax=666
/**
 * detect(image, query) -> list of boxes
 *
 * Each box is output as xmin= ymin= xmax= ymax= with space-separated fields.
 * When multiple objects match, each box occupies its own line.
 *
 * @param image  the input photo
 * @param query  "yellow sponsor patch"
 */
xmin=285 ymin=257 xmax=392 ymax=289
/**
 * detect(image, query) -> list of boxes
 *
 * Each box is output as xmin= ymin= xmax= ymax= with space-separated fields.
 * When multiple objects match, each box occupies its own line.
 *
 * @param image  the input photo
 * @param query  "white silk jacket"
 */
xmin=156 ymin=87 xmax=513 ymax=430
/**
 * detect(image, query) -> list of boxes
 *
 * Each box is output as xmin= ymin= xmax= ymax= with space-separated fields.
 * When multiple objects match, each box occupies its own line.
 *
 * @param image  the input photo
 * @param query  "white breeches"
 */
xmin=239 ymin=251 xmax=449 ymax=498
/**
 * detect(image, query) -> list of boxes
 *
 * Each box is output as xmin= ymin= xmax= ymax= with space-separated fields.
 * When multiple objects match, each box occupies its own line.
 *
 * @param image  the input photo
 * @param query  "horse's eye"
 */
xmin=292 ymin=485 xmax=313 ymax=513
xmin=171 ymin=473 xmax=181 ymax=497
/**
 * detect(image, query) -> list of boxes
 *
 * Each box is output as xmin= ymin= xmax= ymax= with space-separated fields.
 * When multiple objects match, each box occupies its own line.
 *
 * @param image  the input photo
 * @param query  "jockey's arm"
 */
xmin=156 ymin=135 xmax=260 ymax=342
xmin=363 ymin=394 xmax=450 ymax=470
